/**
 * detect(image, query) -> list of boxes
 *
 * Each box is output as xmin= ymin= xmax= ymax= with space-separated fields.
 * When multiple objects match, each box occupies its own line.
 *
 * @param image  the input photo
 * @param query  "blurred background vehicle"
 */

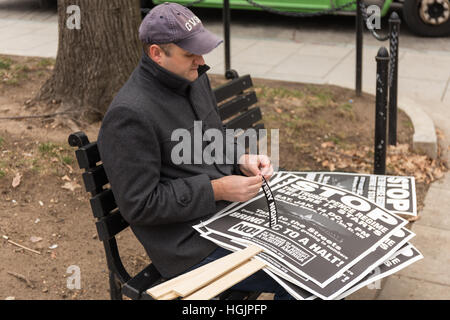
xmin=36 ymin=0 xmax=450 ymax=37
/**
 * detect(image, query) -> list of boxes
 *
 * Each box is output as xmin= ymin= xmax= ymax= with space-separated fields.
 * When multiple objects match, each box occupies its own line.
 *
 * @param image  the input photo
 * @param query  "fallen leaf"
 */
xmin=30 ymin=236 xmax=43 ymax=243
xmin=321 ymin=142 xmax=335 ymax=149
xmin=61 ymin=175 xmax=71 ymax=182
xmin=61 ymin=181 xmax=81 ymax=192
xmin=12 ymin=172 xmax=22 ymax=188
xmin=65 ymin=164 xmax=74 ymax=173
xmin=329 ymin=163 xmax=336 ymax=171
xmin=433 ymin=168 xmax=443 ymax=180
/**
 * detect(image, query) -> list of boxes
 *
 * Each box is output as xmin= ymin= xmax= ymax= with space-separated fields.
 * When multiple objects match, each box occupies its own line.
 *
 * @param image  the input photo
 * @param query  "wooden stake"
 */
xmin=8 ymin=240 xmax=41 ymax=255
xmin=183 ymin=259 xmax=266 ymax=300
xmin=147 ymin=245 xmax=262 ymax=299
xmin=7 ymin=271 xmax=35 ymax=288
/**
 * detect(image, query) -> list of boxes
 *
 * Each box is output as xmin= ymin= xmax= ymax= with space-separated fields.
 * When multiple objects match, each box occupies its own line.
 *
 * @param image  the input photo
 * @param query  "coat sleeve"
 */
xmin=97 ymin=106 xmax=217 ymax=227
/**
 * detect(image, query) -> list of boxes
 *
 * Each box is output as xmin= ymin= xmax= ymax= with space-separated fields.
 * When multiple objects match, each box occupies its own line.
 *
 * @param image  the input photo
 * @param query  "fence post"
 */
xmin=355 ymin=0 xmax=363 ymax=97
xmin=374 ymin=47 xmax=390 ymax=175
xmin=223 ymin=0 xmax=231 ymax=78
xmin=388 ymin=11 xmax=401 ymax=146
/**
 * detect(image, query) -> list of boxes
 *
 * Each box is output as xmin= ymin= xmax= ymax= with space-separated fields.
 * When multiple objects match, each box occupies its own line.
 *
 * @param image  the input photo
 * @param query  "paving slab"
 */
xmin=401 ymin=224 xmax=450 ymax=286
xmin=204 ymin=37 xmax=259 ymax=69
xmin=398 ymin=77 xmax=448 ymax=105
xmin=377 ymin=274 xmax=450 ymax=300
xmin=399 ymin=52 xmax=450 ymax=82
xmin=271 ymin=52 xmax=342 ymax=79
xmin=255 ymin=72 xmax=325 ymax=85
xmin=442 ymin=81 xmax=450 ymax=104
xmin=210 ymin=61 xmax=276 ymax=79
xmin=297 ymin=43 xmax=353 ymax=58
xmin=431 ymin=173 xmax=450 ymax=191
xmin=345 ymin=286 xmax=380 ymax=300
xmin=415 ymin=179 xmax=450 ymax=231
xmin=233 ymin=39 xmax=300 ymax=66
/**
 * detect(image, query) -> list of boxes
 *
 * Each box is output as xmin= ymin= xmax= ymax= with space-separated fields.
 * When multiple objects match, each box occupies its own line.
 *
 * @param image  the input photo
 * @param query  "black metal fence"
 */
xmin=356 ymin=0 xmax=401 ymax=154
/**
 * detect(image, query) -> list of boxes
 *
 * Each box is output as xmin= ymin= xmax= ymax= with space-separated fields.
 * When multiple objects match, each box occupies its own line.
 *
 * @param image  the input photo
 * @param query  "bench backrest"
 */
xmin=68 ymin=70 xmax=263 ymax=289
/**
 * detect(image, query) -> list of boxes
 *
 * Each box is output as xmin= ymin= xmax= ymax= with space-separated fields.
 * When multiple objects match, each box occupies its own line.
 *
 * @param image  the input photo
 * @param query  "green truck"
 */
xmin=148 ymin=0 xmax=450 ymax=37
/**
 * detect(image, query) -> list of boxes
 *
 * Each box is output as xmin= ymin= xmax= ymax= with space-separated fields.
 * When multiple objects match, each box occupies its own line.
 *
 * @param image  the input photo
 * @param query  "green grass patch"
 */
xmin=0 ymin=57 xmax=12 ymax=70
xmin=256 ymin=85 xmax=305 ymax=101
xmin=61 ymin=156 xmax=74 ymax=165
xmin=38 ymin=58 xmax=54 ymax=68
xmin=38 ymin=142 xmax=59 ymax=157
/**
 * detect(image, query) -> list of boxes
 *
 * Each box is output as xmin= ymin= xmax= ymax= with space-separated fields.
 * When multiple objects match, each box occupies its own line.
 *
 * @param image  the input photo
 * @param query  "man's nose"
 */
xmin=194 ymin=55 xmax=205 ymax=65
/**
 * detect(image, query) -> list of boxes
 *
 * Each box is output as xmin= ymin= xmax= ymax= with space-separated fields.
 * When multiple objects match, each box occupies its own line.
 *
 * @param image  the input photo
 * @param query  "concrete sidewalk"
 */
xmin=0 ymin=5 xmax=449 ymax=300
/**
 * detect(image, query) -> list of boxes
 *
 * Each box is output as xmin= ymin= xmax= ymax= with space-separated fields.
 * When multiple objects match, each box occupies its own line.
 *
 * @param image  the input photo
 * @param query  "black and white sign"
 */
xmin=337 ymin=243 xmax=423 ymax=299
xmin=272 ymin=171 xmax=417 ymax=216
xmin=197 ymin=174 xmax=408 ymax=287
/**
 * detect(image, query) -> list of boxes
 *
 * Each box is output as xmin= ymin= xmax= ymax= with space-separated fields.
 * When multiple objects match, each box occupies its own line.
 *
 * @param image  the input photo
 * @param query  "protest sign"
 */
xmin=337 ymin=243 xmax=423 ymax=299
xmin=197 ymin=231 xmax=316 ymax=300
xmin=274 ymin=171 xmax=417 ymax=216
xmin=198 ymin=174 xmax=408 ymax=287
xmin=198 ymin=224 xmax=414 ymax=300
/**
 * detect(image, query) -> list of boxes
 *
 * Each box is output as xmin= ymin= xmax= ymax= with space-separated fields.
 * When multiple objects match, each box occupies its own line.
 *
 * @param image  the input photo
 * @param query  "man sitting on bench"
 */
xmin=97 ymin=2 xmax=292 ymax=299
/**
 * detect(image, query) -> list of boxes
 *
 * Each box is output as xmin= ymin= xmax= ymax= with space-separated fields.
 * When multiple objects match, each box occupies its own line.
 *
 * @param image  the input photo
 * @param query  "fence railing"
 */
xmin=356 ymin=0 xmax=401 ymax=148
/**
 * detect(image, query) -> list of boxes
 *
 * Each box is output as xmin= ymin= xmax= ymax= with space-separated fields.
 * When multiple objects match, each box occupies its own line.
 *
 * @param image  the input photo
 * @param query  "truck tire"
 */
xmin=140 ymin=0 xmax=154 ymax=9
xmin=38 ymin=0 xmax=56 ymax=9
xmin=402 ymin=0 xmax=450 ymax=37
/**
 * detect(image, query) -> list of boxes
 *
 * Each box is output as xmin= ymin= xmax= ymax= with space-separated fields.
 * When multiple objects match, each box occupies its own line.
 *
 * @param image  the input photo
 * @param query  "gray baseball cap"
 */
xmin=139 ymin=2 xmax=223 ymax=55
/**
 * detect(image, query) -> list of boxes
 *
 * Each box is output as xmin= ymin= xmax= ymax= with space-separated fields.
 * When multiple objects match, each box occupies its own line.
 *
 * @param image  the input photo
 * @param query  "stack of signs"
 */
xmin=193 ymin=172 xmax=423 ymax=300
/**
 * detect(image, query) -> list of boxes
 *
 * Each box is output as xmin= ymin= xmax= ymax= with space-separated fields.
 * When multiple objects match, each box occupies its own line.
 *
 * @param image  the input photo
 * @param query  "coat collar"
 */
xmin=138 ymin=50 xmax=210 ymax=96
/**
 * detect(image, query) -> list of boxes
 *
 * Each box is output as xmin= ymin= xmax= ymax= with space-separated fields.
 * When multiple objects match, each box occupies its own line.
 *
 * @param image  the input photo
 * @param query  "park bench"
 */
xmin=68 ymin=70 xmax=265 ymax=300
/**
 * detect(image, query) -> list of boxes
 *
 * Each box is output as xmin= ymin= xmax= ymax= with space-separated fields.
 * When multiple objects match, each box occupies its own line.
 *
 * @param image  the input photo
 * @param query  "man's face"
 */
xmin=154 ymin=44 xmax=205 ymax=82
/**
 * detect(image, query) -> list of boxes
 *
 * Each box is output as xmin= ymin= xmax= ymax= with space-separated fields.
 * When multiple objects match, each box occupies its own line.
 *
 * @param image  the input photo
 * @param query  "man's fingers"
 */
xmin=259 ymin=155 xmax=271 ymax=166
xmin=262 ymin=166 xmax=274 ymax=180
xmin=245 ymin=175 xmax=263 ymax=186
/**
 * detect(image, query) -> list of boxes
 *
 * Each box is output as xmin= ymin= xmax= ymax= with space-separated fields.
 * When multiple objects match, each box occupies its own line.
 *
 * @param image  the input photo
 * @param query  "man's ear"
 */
xmin=149 ymin=44 xmax=163 ymax=65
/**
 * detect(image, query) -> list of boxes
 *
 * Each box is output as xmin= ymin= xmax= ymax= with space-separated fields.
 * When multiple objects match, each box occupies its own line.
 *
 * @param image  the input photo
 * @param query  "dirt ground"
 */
xmin=0 ymin=55 xmax=447 ymax=300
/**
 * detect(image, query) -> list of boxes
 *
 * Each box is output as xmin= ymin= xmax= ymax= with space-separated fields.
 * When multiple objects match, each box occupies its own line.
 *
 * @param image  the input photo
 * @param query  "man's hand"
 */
xmin=238 ymin=154 xmax=273 ymax=181
xmin=211 ymin=175 xmax=263 ymax=202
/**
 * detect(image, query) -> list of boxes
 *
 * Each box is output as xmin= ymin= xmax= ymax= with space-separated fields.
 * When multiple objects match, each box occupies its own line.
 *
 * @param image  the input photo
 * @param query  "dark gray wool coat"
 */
xmin=97 ymin=52 xmax=243 ymax=278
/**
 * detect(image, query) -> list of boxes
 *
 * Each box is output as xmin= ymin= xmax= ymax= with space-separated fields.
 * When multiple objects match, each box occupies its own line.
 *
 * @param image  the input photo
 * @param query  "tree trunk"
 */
xmin=39 ymin=0 xmax=142 ymax=121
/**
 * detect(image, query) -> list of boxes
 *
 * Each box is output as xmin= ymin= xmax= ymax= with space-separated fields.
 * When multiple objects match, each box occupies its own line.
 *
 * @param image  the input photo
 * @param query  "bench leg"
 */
xmin=109 ymin=272 xmax=123 ymax=300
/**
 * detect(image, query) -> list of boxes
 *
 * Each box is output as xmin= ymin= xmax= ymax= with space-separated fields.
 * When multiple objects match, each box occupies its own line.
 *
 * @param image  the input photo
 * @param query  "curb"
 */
xmin=397 ymin=97 xmax=437 ymax=159
xmin=327 ymin=81 xmax=438 ymax=159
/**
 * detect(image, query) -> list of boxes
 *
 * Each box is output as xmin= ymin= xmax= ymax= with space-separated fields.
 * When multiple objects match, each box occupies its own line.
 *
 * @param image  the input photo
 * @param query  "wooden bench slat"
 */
xmin=213 ymin=75 xmax=253 ymax=103
xmin=122 ymin=263 xmax=162 ymax=300
xmin=225 ymin=107 xmax=262 ymax=131
xmin=90 ymin=189 xmax=117 ymax=218
xmin=75 ymin=142 xmax=101 ymax=169
xmin=218 ymin=91 xmax=258 ymax=121
xmin=82 ymin=164 xmax=109 ymax=193
xmin=95 ymin=212 xmax=129 ymax=241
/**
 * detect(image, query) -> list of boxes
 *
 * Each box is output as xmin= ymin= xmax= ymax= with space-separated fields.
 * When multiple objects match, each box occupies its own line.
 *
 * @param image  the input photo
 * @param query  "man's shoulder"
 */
xmin=104 ymin=79 xmax=156 ymax=118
